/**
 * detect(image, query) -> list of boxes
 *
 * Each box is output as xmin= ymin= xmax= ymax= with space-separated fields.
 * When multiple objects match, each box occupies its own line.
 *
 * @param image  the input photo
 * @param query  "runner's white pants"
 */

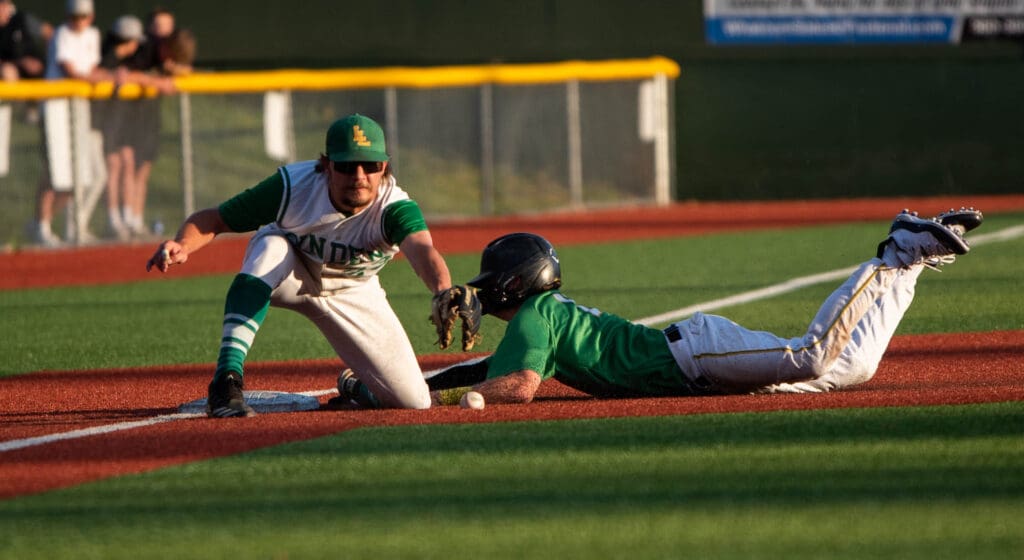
xmin=666 ymin=258 xmax=924 ymax=393
xmin=241 ymin=232 xmax=431 ymax=409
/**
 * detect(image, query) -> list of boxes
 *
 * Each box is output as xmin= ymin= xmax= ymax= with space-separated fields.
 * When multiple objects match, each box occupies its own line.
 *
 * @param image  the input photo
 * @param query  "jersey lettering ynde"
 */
xmin=219 ymin=160 xmax=426 ymax=293
xmin=486 ymin=291 xmax=687 ymax=397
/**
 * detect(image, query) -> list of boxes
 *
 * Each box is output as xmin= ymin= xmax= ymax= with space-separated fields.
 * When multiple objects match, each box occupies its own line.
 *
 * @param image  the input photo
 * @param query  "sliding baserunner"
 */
xmin=333 ymin=208 xmax=983 ymax=407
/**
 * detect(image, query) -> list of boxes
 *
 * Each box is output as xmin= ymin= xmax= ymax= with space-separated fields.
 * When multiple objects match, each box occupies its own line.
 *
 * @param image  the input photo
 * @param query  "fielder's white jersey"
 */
xmin=255 ymin=160 xmax=411 ymax=292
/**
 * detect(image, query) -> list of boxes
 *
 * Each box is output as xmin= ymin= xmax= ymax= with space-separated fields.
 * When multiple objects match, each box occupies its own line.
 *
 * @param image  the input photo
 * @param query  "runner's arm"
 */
xmin=431 ymin=369 xmax=543 ymax=406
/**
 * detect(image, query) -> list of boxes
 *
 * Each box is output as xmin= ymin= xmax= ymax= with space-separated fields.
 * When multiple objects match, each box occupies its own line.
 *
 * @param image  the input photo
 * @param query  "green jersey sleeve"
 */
xmin=217 ymin=172 xmax=286 ymax=232
xmin=486 ymin=302 xmax=557 ymax=379
xmin=382 ymin=199 xmax=428 ymax=246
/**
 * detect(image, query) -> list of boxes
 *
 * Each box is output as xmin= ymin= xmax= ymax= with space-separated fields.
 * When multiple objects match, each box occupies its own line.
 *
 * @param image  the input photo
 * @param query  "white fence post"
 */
xmin=384 ymin=87 xmax=399 ymax=167
xmin=653 ymin=73 xmax=672 ymax=206
xmin=566 ymin=79 xmax=583 ymax=208
xmin=479 ymin=83 xmax=495 ymax=215
xmin=179 ymin=93 xmax=195 ymax=217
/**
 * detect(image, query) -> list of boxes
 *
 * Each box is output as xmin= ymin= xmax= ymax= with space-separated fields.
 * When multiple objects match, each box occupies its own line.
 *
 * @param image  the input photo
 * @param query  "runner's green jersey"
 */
xmin=486 ymin=291 xmax=687 ymax=397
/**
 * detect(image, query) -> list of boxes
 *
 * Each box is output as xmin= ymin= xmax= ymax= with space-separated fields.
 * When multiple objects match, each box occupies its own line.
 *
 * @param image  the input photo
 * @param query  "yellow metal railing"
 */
xmin=0 ymin=56 xmax=680 ymax=99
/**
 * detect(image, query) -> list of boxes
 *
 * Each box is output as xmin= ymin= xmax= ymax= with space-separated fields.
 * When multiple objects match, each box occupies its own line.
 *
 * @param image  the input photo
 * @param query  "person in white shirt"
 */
xmin=32 ymin=0 xmax=105 ymax=246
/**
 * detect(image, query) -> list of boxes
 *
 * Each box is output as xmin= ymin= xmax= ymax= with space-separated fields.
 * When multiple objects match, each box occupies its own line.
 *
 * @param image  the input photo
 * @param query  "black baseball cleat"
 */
xmin=877 ymin=209 xmax=980 ymax=269
xmin=206 ymin=372 xmax=256 ymax=418
xmin=934 ymin=207 xmax=984 ymax=236
xmin=327 ymin=368 xmax=360 ymax=407
xmin=889 ymin=210 xmax=970 ymax=255
xmin=326 ymin=368 xmax=380 ymax=408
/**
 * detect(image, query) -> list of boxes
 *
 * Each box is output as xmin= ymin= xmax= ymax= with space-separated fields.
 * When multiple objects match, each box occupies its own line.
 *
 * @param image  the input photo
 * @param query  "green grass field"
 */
xmin=2 ymin=214 xmax=1023 ymax=375
xmin=1 ymin=214 xmax=1022 ymax=558
xmin=1 ymin=405 xmax=1022 ymax=559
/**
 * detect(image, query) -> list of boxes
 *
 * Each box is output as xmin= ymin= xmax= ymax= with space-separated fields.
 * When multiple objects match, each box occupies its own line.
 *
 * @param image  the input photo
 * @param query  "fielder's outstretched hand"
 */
xmin=146 ymin=241 xmax=185 ymax=273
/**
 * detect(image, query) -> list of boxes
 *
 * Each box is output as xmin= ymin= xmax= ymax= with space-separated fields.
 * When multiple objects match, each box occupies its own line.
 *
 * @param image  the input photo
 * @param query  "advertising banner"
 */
xmin=704 ymin=0 xmax=1024 ymax=45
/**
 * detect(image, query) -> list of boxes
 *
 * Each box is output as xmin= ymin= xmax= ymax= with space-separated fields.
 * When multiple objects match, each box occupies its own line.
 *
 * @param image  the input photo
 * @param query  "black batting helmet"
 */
xmin=467 ymin=233 xmax=562 ymax=314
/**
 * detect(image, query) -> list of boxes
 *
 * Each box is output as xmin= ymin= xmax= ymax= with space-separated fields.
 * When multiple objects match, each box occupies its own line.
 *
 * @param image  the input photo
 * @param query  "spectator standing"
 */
xmin=0 ymin=0 xmax=47 ymax=82
xmin=125 ymin=7 xmax=193 ymax=238
xmin=142 ymin=7 xmax=194 ymax=77
xmin=0 ymin=0 xmax=48 ymax=161
xmin=31 ymin=0 xmax=104 ymax=246
xmin=98 ymin=15 xmax=168 ymax=240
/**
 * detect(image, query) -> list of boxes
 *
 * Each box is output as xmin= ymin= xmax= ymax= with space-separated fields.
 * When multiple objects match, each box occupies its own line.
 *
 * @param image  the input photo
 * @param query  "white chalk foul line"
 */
xmin=634 ymin=266 xmax=858 ymax=327
xmin=635 ymin=222 xmax=1024 ymax=327
xmin=1 ymin=395 xmax=341 ymax=455
xmin=0 ymin=413 xmax=204 ymax=453
xmin=3 ymin=223 xmax=1021 ymax=454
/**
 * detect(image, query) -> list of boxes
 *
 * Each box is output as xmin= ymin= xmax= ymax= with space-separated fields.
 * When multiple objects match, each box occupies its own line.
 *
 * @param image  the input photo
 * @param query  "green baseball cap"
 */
xmin=325 ymin=114 xmax=389 ymax=162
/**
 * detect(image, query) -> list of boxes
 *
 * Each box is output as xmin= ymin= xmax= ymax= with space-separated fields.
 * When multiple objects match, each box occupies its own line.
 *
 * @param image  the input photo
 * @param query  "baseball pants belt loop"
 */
xmin=663 ymin=324 xmax=713 ymax=392
xmin=664 ymin=324 xmax=682 ymax=343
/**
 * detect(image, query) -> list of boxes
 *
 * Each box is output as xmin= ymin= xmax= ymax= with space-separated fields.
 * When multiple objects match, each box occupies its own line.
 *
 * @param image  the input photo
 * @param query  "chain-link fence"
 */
xmin=0 ymin=57 xmax=677 ymax=248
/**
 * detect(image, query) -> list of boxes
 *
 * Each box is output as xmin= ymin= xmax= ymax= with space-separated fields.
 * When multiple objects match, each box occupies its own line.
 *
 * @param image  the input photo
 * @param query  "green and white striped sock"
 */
xmin=214 ymin=274 xmax=272 ymax=382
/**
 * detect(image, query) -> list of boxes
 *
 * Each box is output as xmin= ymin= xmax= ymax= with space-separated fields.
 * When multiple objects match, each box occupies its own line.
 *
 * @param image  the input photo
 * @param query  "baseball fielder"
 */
xmin=335 ymin=207 xmax=983 ymax=407
xmin=147 ymin=114 xmax=462 ymax=417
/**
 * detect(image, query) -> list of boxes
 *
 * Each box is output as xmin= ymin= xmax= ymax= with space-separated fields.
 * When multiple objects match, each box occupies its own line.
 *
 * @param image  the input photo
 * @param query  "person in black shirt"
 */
xmin=0 ymin=0 xmax=47 ymax=81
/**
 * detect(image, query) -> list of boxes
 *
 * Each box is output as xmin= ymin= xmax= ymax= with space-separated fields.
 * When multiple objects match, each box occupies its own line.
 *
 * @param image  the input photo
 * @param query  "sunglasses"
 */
xmin=332 ymin=161 xmax=384 ymax=174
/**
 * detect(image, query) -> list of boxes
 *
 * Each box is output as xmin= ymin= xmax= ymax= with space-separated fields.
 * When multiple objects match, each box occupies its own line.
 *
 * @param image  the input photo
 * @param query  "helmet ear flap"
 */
xmin=502 ymin=275 xmax=523 ymax=295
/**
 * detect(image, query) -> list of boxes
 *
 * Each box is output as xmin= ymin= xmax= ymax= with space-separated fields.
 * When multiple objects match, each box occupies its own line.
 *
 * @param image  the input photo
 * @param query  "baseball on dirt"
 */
xmin=460 ymin=391 xmax=485 ymax=410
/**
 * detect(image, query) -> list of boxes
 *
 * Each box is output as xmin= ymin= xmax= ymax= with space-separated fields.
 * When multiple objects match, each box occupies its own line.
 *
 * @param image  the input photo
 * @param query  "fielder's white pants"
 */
xmin=241 ymin=232 xmax=432 ymax=409
xmin=666 ymin=258 xmax=924 ymax=394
